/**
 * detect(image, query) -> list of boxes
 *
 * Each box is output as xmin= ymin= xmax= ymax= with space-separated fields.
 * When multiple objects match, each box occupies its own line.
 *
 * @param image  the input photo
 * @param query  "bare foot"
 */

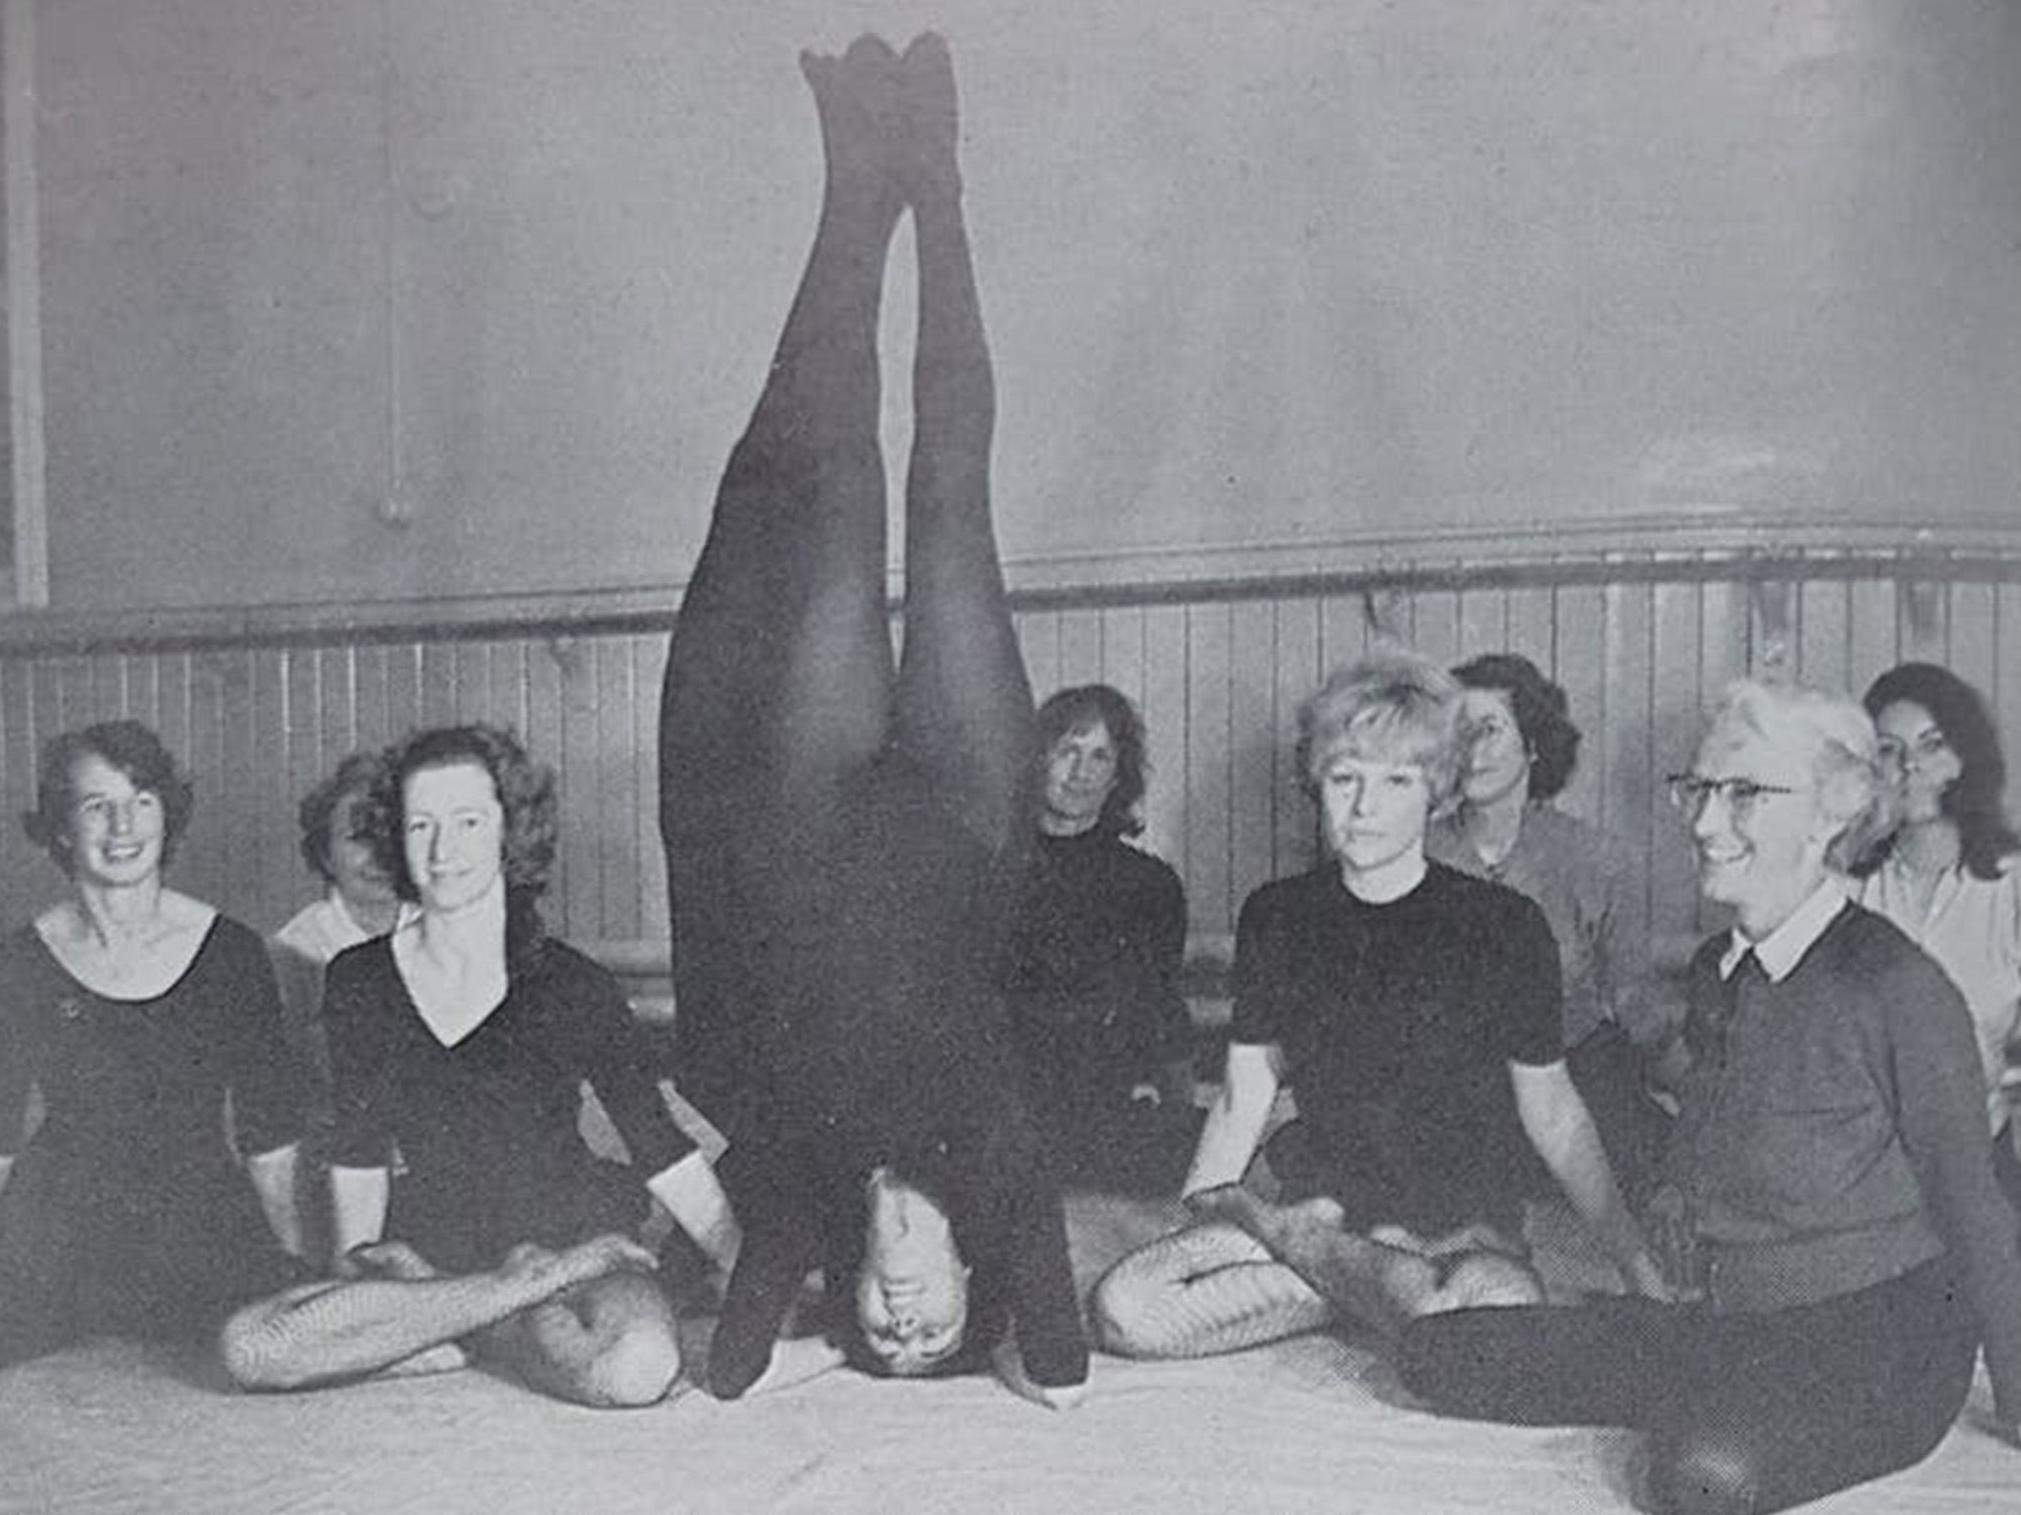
xmin=343 ymin=1239 xmax=441 ymax=1281
xmin=897 ymin=31 xmax=962 ymax=205
xmin=801 ymin=35 xmax=905 ymax=212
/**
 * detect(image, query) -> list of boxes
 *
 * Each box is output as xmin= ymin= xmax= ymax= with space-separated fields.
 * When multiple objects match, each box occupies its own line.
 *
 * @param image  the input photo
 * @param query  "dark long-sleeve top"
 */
xmin=703 ymin=762 xmax=1087 ymax=1399
xmin=1000 ymin=828 xmax=1189 ymax=1076
xmin=1669 ymin=891 xmax=2021 ymax=1421
xmin=324 ymin=923 xmax=696 ymax=1273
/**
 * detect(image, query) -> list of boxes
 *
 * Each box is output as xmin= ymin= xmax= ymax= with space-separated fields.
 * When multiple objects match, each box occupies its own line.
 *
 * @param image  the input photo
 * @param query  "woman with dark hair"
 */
xmin=0 ymin=720 xmax=308 ymax=1365
xmin=1399 ymin=679 xmax=2021 ymax=1514
xmin=220 ymin=723 xmax=737 ymax=1406
xmin=656 ymin=34 xmax=1086 ymax=1406
xmin=1427 ymin=653 xmax=1669 ymax=1198
xmin=1854 ymin=661 xmax=2021 ymax=1215
xmin=1002 ymin=684 xmax=1190 ymax=1190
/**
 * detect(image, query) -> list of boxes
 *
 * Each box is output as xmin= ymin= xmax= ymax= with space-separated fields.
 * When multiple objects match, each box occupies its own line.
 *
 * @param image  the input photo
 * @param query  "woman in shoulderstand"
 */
xmin=0 ymin=720 xmax=309 ymax=1367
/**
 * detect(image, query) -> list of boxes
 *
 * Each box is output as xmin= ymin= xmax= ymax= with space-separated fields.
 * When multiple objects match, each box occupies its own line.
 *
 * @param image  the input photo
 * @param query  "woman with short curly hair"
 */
xmin=222 ymin=722 xmax=738 ymax=1408
xmin=2 ymin=719 xmax=309 ymax=1366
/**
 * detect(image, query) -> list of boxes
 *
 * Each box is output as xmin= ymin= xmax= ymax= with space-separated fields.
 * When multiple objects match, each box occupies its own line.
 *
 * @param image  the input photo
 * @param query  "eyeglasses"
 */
xmin=1665 ymin=773 xmax=1804 ymax=821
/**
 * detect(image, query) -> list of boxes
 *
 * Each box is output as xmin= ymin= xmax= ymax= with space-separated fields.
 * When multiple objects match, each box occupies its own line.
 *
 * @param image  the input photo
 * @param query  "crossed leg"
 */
xmin=1092 ymin=1189 xmax=1543 ymax=1358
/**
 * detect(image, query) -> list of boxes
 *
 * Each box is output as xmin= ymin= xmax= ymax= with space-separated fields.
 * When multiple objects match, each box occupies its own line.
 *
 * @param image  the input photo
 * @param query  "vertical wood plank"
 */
xmin=1410 ymin=584 xmax=1461 ymax=667
xmin=634 ymin=632 xmax=671 ymax=948
xmin=1998 ymin=585 xmax=2021 ymax=822
xmin=1797 ymin=575 xmax=1850 ymax=693
xmin=596 ymin=637 xmax=639 ymax=943
xmin=1599 ymin=578 xmax=1653 ymax=901
xmin=1055 ymin=609 xmax=1104 ymax=691
xmin=1649 ymin=580 xmax=1704 ymax=954
xmin=1273 ymin=597 xmax=1323 ymax=882
xmin=1456 ymin=586 xmax=1507 ymax=663
xmin=1098 ymin=608 xmax=1147 ymax=708
xmin=1847 ymin=577 xmax=1899 ymax=697
xmin=1552 ymin=583 xmax=1606 ymax=824
xmin=1505 ymin=585 xmax=1555 ymax=670
xmin=1184 ymin=605 xmax=1233 ymax=941
xmin=1013 ymin=610 xmax=1059 ymax=698
xmin=1138 ymin=605 xmax=1189 ymax=883
xmin=1947 ymin=580 xmax=1997 ymax=697
xmin=556 ymin=636 xmax=602 ymax=940
xmin=526 ymin=638 xmax=568 ymax=923
xmin=1228 ymin=603 xmax=1277 ymax=926
xmin=1319 ymin=591 xmax=1366 ymax=675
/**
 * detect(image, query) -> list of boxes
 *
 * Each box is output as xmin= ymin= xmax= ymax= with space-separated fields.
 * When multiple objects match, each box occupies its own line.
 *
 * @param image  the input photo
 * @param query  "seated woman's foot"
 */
xmin=897 ymin=31 xmax=962 ymax=204
xmin=343 ymin=1239 xmax=441 ymax=1281
xmin=800 ymin=35 xmax=905 ymax=213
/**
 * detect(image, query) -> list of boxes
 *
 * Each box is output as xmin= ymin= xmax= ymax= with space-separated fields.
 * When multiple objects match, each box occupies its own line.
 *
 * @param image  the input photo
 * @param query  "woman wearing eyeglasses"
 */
xmin=1850 ymin=662 xmax=2021 ymax=1222
xmin=1398 ymin=679 xmax=2021 ymax=1515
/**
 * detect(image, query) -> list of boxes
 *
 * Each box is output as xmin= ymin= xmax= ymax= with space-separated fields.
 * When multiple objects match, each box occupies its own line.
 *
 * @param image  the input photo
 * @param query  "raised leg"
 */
xmin=658 ymin=37 xmax=909 ymax=1122
xmin=1088 ymin=1221 xmax=1332 ymax=1359
xmin=890 ymin=33 xmax=1034 ymax=856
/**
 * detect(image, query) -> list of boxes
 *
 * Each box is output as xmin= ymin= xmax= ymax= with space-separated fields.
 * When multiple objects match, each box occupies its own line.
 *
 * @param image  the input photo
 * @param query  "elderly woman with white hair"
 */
xmin=1398 ymin=678 xmax=2021 ymax=1515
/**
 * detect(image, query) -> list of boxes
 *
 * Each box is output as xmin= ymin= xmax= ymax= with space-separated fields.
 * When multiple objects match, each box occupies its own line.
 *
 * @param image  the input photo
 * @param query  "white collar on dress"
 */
xmin=1719 ymin=879 xmax=1847 ymax=984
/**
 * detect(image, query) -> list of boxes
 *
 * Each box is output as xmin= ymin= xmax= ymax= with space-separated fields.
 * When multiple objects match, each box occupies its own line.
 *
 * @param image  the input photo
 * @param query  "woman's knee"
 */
xmin=1088 ymin=1255 xmax=1182 ymax=1358
xmin=582 ymin=1319 xmax=684 ymax=1408
xmin=1648 ymin=1430 xmax=1765 ymax=1515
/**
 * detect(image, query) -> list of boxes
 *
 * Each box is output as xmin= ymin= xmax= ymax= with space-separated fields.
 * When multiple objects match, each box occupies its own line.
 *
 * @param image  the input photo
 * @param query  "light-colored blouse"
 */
xmin=1854 ymin=854 xmax=2021 ymax=1137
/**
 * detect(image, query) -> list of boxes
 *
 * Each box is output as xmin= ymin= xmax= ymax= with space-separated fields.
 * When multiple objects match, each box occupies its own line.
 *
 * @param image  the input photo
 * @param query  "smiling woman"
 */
xmin=1399 ymin=678 xmax=2021 ymax=1515
xmin=0 ymin=719 xmax=310 ymax=1365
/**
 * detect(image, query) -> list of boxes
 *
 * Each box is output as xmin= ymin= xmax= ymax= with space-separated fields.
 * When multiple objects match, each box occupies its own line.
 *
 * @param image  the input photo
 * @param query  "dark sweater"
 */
xmin=1671 ymin=903 xmax=2021 ymax=1420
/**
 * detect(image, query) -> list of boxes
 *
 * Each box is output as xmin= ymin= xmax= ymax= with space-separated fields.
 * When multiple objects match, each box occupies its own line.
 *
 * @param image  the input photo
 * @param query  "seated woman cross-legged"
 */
xmin=1001 ymin=684 xmax=1192 ymax=1193
xmin=1090 ymin=652 xmax=1665 ymax=1361
xmin=1398 ymin=679 xmax=2021 ymax=1515
xmin=220 ymin=724 xmax=740 ymax=1406
xmin=1 ymin=721 xmax=311 ymax=1367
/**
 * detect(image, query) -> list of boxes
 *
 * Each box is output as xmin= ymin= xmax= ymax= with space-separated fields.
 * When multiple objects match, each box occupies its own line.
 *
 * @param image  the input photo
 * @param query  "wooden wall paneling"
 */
xmin=1947 ymin=580 xmax=1997 ymax=698
xmin=1228 ymin=602 xmax=1278 ymax=917
xmin=1695 ymin=575 xmax=1749 ymax=931
xmin=1745 ymin=577 xmax=1796 ymax=680
xmin=1898 ymin=576 xmax=1949 ymax=666
xmin=1505 ymin=585 xmax=1555 ymax=670
xmin=1272 ymin=596 xmax=1322 ymax=885
xmin=1456 ymin=584 xmax=1507 ymax=663
xmin=1647 ymin=579 xmax=1704 ymax=947
xmin=490 ymin=638 xmax=532 ymax=742
xmin=50 ymin=655 xmax=93 ymax=734
xmin=310 ymin=646 xmax=348 ymax=775
xmin=454 ymin=640 xmax=493 ymax=727
xmin=419 ymin=640 xmax=457 ymax=730
xmin=1999 ymin=584 xmax=2021 ymax=822
xmin=1846 ymin=577 xmax=1899 ymax=698
xmin=352 ymin=643 xmax=392 ymax=757
xmin=526 ymin=638 xmax=569 ymax=930
xmin=1097 ymin=607 xmax=1146 ymax=708
xmin=556 ymin=635 xmax=604 ymax=941
xmin=1055 ymin=609 xmax=1105 ymax=691
xmin=156 ymin=651 xmax=206 ymax=911
xmin=1138 ymin=604 xmax=1189 ymax=881
xmin=248 ymin=648 xmax=294 ymax=930
xmin=1599 ymin=577 xmax=1654 ymax=943
xmin=385 ymin=642 xmax=424 ymax=743
xmin=1012 ymin=609 xmax=1059 ymax=698
xmin=1183 ymin=604 xmax=1234 ymax=939
xmin=1318 ymin=590 xmax=1366 ymax=675
xmin=1551 ymin=583 xmax=1606 ymax=824
xmin=284 ymin=651 xmax=327 ymax=912
xmin=184 ymin=651 xmax=233 ymax=920
xmin=1409 ymin=582 xmax=1461 ymax=668
xmin=595 ymin=636 xmax=640 ymax=942
xmin=632 ymin=631 xmax=670 ymax=945
xmin=122 ymin=652 xmax=159 ymax=731
xmin=0 ymin=658 xmax=36 ymax=924
xmin=1796 ymin=573 xmax=1850 ymax=692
